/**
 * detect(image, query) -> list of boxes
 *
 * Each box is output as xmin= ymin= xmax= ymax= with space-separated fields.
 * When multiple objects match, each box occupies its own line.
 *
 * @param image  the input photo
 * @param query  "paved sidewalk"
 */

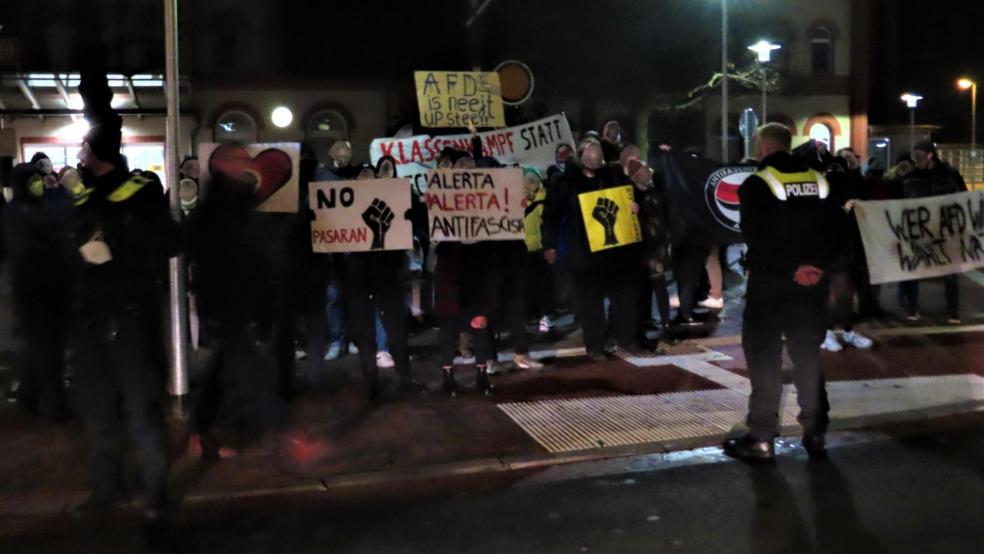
xmin=1 ymin=272 xmax=983 ymax=521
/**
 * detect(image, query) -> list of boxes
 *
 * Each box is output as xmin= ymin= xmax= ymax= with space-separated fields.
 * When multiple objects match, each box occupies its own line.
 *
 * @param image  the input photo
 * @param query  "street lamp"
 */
xmin=748 ymin=40 xmax=781 ymax=122
xmin=720 ymin=0 xmax=729 ymax=163
xmin=901 ymin=93 xmax=923 ymax=154
xmin=957 ymin=78 xmax=977 ymax=158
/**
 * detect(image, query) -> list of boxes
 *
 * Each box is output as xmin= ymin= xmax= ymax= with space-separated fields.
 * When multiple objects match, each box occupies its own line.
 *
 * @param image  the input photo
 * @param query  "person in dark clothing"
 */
xmin=897 ymin=141 xmax=967 ymax=323
xmin=723 ymin=123 xmax=839 ymax=463
xmin=541 ymin=141 xmax=643 ymax=359
xmin=815 ymin=154 xmax=874 ymax=352
xmin=338 ymin=164 xmax=427 ymax=401
xmin=600 ymin=120 xmax=624 ymax=164
xmin=69 ymin=70 xmax=177 ymax=519
xmin=630 ymin=158 xmax=673 ymax=341
xmin=2 ymin=164 xmax=74 ymax=420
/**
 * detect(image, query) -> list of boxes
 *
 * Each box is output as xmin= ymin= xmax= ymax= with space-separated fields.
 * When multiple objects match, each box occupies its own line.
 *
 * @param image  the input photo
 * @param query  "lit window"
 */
xmin=809 ymin=123 xmax=833 ymax=150
xmin=214 ymin=110 xmax=257 ymax=143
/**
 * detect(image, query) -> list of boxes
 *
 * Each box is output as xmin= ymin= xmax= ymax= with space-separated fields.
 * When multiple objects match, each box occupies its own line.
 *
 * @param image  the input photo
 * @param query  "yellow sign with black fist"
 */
xmin=578 ymin=185 xmax=642 ymax=253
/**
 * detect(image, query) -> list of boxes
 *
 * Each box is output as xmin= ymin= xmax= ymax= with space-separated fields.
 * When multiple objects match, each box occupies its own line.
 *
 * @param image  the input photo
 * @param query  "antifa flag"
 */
xmin=656 ymin=152 xmax=755 ymax=245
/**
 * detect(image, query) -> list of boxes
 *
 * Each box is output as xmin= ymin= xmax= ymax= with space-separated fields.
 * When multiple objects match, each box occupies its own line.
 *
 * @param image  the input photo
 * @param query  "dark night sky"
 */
xmin=6 ymin=0 xmax=984 ymax=142
xmin=869 ymin=0 xmax=984 ymax=142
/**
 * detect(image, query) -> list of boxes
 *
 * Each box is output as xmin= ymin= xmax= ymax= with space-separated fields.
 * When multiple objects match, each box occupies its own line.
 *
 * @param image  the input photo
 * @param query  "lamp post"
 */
xmin=748 ymin=40 xmax=781 ymax=121
xmin=900 ymin=93 xmax=923 ymax=154
xmin=720 ymin=0 xmax=728 ymax=163
xmin=958 ymin=78 xmax=977 ymax=159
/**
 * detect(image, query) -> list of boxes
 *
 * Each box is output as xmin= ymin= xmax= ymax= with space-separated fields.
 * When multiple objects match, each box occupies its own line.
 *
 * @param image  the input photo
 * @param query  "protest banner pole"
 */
xmin=164 ymin=0 xmax=189 ymax=398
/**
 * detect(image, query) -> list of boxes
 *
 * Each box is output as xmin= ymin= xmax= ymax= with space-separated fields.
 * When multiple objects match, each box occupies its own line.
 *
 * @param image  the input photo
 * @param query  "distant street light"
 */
xmin=901 ymin=93 xmax=923 ymax=153
xmin=958 ymin=78 xmax=977 ymax=158
xmin=748 ymin=40 xmax=781 ymax=122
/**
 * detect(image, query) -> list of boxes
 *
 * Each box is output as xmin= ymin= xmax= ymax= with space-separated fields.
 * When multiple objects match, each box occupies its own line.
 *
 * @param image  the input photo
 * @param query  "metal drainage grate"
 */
xmin=498 ymin=389 xmax=749 ymax=453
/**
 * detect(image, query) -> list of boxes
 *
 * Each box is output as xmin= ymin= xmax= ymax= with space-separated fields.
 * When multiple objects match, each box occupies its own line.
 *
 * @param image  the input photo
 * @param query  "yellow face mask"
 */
xmin=28 ymin=174 xmax=44 ymax=198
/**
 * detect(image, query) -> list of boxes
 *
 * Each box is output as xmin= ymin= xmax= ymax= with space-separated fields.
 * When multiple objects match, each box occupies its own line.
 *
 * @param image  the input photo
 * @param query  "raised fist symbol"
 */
xmin=592 ymin=197 xmax=620 ymax=246
xmin=362 ymin=198 xmax=395 ymax=250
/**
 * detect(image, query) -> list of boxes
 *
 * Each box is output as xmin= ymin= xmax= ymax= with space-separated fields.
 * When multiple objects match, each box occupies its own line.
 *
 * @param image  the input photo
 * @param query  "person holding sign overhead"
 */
xmin=541 ymin=140 xmax=645 ymax=361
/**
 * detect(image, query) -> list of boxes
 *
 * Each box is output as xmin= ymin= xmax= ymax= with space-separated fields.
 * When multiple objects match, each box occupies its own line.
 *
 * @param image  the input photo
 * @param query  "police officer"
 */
xmin=70 ymin=70 xmax=177 ymax=518
xmin=723 ymin=123 xmax=838 ymax=462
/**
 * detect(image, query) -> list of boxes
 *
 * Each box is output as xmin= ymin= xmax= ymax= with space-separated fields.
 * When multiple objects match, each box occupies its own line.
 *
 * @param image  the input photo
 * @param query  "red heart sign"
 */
xmin=208 ymin=144 xmax=293 ymax=205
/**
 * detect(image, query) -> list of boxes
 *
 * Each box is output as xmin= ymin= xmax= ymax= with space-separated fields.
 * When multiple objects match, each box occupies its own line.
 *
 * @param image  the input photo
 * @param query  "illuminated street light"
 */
xmin=271 ymin=106 xmax=293 ymax=128
xmin=957 ymin=78 xmax=977 ymax=158
xmin=900 ymin=93 xmax=923 ymax=153
xmin=748 ymin=40 xmax=781 ymax=122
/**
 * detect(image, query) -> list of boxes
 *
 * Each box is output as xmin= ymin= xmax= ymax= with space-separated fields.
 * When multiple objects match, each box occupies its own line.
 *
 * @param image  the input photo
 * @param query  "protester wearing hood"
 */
xmin=898 ymin=141 xmax=967 ymax=323
xmin=338 ymin=163 xmax=427 ymax=400
xmin=314 ymin=139 xmax=354 ymax=181
xmin=31 ymin=152 xmax=59 ymax=189
xmin=541 ymin=141 xmax=644 ymax=359
xmin=819 ymin=155 xmax=874 ymax=353
xmin=68 ymin=68 xmax=178 ymax=519
xmin=600 ymin=120 xmax=623 ymax=164
xmin=2 ymin=163 xmax=74 ymax=420
xmin=522 ymin=167 xmax=556 ymax=334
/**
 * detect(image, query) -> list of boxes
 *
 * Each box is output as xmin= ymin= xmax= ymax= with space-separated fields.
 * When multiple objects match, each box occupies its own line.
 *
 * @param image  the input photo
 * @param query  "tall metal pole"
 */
xmin=761 ymin=65 xmax=767 ymax=122
xmin=972 ymin=83 xmax=977 ymax=157
xmin=164 ymin=0 xmax=189 ymax=397
xmin=721 ymin=0 xmax=729 ymax=163
xmin=909 ymin=108 xmax=915 ymax=154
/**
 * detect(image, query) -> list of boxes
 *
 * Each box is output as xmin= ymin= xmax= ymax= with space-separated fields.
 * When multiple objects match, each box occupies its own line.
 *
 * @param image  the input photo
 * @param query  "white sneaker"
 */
xmin=842 ymin=331 xmax=873 ymax=349
xmin=698 ymin=297 xmax=725 ymax=310
xmin=294 ymin=349 xmax=307 ymax=361
xmin=669 ymin=295 xmax=680 ymax=309
xmin=324 ymin=343 xmax=342 ymax=361
xmin=486 ymin=361 xmax=510 ymax=375
xmin=538 ymin=316 xmax=554 ymax=333
xmin=376 ymin=351 xmax=395 ymax=368
xmin=513 ymin=354 xmax=545 ymax=371
xmin=821 ymin=330 xmax=843 ymax=352
xmin=348 ymin=343 xmax=359 ymax=354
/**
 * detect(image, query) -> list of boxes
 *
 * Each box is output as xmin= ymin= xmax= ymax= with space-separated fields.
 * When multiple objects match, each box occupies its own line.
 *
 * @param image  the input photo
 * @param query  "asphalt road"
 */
xmin=3 ymin=418 xmax=982 ymax=554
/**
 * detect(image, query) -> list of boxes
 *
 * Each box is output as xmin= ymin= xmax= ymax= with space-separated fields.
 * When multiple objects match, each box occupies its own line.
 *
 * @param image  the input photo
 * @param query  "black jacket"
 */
xmin=74 ymin=165 xmax=178 ymax=320
xmin=541 ymin=163 xmax=637 ymax=271
xmin=902 ymin=161 xmax=967 ymax=199
xmin=738 ymin=151 xmax=839 ymax=278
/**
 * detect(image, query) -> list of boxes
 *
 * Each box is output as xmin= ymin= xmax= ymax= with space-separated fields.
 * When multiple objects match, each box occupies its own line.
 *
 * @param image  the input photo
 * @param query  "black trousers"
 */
xmin=13 ymin=294 xmax=68 ymax=418
xmin=672 ymin=241 xmax=711 ymax=318
xmin=342 ymin=254 xmax=413 ymax=383
xmin=572 ymin=266 xmax=641 ymax=353
xmin=899 ymin=275 xmax=960 ymax=319
xmin=743 ymin=272 xmax=830 ymax=441
xmin=525 ymin=252 xmax=555 ymax=320
xmin=495 ymin=245 xmax=531 ymax=356
xmin=73 ymin=310 xmax=168 ymax=507
xmin=193 ymin=319 xmax=286 ymax=439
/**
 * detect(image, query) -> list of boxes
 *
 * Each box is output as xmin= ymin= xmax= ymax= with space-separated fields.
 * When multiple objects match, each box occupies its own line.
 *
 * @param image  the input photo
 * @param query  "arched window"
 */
xmin=809 ymin=26 xmax=834 ymax=75
xmin=214 ymin=110 xmax=257 ymax=143
xmin=808 ymin=123 xmax=833 ymax=150
xmin=306 ymin=109 xmax=351 ymax=166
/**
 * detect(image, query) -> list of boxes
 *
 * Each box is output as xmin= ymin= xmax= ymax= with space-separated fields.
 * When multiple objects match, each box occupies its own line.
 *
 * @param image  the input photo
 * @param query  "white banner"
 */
xmin=855 ymin=190 xmax=984 ymax=284
xmin=370 ymin=114 xmax=575 ymax=192
xmin=423 ymin=168 xmax=525 ymax=242
xmin=199 ymin=142 xmax=300 ymax=213
xmin=310 ymin=179 xmax=413 ymax=253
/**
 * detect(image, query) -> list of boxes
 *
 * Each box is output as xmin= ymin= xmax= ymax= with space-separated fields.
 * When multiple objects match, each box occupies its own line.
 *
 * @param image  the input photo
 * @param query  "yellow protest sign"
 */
xmin=415 ymin=71 xmax=506 ymax=128
xmin=578 ymin=185 xmax=642 ymax=253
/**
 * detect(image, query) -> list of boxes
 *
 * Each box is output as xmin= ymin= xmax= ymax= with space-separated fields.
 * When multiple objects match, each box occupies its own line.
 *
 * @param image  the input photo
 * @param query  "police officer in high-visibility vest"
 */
xmin=70 ymin=69 xmax=178 ymax=518
xmin=723 ymin=123 xmax=838 ymax=462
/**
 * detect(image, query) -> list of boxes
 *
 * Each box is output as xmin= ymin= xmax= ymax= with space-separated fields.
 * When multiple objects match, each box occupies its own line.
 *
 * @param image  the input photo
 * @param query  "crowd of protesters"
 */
xmin=0 ymin=68 xmax=971 ymax=515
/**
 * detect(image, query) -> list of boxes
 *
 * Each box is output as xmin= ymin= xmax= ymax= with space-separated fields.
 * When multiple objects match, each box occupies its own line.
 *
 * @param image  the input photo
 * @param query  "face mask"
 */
xmin=28 ymin=175 xmax=44 ymax=198
xmin=36 ymin=159 xmax=53 ymax=175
